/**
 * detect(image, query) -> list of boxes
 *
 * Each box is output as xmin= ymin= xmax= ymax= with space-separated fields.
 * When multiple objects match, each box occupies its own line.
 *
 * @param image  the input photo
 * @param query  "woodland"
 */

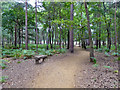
xmin=0 ymin=0 xmax=120 ymax=88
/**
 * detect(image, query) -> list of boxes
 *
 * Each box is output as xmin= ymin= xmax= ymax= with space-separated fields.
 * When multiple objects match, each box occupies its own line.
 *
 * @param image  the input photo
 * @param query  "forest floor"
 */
xmin=2 ymin=47 xmax=118 ymax=88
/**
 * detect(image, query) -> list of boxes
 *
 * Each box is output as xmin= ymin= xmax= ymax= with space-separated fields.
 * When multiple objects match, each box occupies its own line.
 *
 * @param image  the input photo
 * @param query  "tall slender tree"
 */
xmin=98 ymin=3 xmax=101 ymax=48
xmin=114 ymin=2 xmax=117 ymax=51
xmin=85 ymin=2 xmax=94 ymax=62
xmin=25 ymin=0 xmax=28 ymax=50
xmin=69 ymin=3 xmax=74 ymax=53
xmin=35 ymin=0 xmax=38 ymax=52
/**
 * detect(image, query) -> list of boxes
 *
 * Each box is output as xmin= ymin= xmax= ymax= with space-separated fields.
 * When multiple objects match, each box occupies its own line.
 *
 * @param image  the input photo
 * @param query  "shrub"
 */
xmin=111 ymin=52 xmax=118 ymax=56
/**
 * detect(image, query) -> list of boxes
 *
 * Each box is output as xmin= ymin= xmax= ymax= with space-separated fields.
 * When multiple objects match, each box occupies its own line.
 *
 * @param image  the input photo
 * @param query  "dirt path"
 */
xmin=2 ymin=47 xmax=118 ymax=88
xmin=26 ymin=47 xmax=89 ymax=88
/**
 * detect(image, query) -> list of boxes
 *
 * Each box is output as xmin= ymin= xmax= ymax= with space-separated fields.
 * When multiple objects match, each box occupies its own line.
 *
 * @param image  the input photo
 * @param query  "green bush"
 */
xmin=112 ymin=52 xmax=118 ymax=56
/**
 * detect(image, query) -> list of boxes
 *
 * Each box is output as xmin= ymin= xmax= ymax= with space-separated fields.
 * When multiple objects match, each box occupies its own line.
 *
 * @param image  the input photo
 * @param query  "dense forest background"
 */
xmin=1 ymin=1 xmax=120 ymax=61
xmin=0 ymin=1 xmax=120 ymax=88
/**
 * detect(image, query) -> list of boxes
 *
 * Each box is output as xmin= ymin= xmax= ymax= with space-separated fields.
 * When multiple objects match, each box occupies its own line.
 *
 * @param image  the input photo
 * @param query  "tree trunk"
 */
xmin=46 ymin=29 xmax=49 ymax=50
xmin=54 ymin=24 xmax=57 ymax=49
xmin=69 ymin=3 xmax=74 ymax=53
xmin=25 ymin=0 xmax=28 ymax=50
xmin=78 ymin=33 xmax=80 ymax=47
xmin=107 ymin=20 xmax=111 ymax=50
xmin=96 ymin=39 xmax=98 ymax=49
xmin=59 ymin=3 xmax=62 ymax=49
xmin=14 ymin=23 xmax=17 ymax=48
xmin=85 ymin=2 xmax=94 ymax=62
xmin=114 ymin=2 xmax=117 ymax=51
xmin=49 ymin=22 xmax=52 ymax=49
xmin=2 ymin=37 xmax=4 ymax=48
xmin=19 ymin=26 xmax=21 ymax=48
xmin=98 ymin=3 xmax=101 ymax=48
xmin=35 ymin=0 xmax=38 ymax=52
xmin=98 ymin=21 xmax=101 ymax=48
xmin=103 ymin=2 xmax=111 ymax=51
xmin=118 ymin=19 xmax=120 ymax=61
xmin=48 ymin=8 xmax=52 ymax=49
xmin=21 ymin=27 xmax=23 ymax=45
xmin=42 ymin=31 xmax=45 ymax=44
xmin=67 ymin=30 xmax=69 ymax=49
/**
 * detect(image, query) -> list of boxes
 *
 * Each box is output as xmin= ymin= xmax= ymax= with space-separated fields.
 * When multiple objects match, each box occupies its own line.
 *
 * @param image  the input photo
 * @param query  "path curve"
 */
xmin=26 ymin=47 xmax=89 ymax=88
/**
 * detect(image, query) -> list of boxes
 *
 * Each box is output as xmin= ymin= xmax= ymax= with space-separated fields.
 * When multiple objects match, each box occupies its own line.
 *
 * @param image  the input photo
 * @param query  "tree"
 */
xmin=69 ymin=3 xmax=74 ymax=53
xmin=84 ymin=2 xmax=94 ymax=62
xmin=103 ymin=2 xmax=111 ymax=51
xmin=35 ymin=0 xmax=38 ymax=52
xmin=114 ymin=2 xmax=117 ymax=51
xmin=98 ymin=3 xmax=101 ymax=48
xmin=25 ymin=0 xmax=28 ymax=50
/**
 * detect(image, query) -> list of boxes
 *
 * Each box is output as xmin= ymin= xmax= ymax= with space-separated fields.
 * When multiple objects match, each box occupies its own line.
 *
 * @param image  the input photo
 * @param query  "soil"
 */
xmin=2 ymin=47 xmax=119 ymax=88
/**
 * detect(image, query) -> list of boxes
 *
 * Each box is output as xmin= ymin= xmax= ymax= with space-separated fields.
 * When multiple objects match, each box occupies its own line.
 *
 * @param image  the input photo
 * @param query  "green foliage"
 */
xmin=2 ymin=48 xmax=36 ymax=59
xmin=111 ymin=52 xmax=118 ymax=56
xmin=22 ymin=50 xmax=35 ymax=58
xmin=93 ymin=64 xmax=99 ymax=67
xmin=39 ymin=49 xmax=66 ymax=56
xmin=0 ymin=76 xmax=8 ymax=83
xmin=96 ymin=48 xmax=103 ymax=52
xmin=91 ymin=57 xmax=96 ymax=64
xmin=104 ymin=48 xmax=110 ymax=52
xmin=2 ymin=44 xmax=67 ymax=59
xmin=103 ymin=66 xmax=112 ymax=69
xmin=104 ymin=52 xmax=110 ymax=57
xmin=17 ymin=61 xmax=21 ymax=64
xmin=0 ymin=59 xmax=8 ymax=69
xmin=57 ymin=49 xmax=67 ymax=53
xmin=114 ymin=70 xmax=118 ymax=73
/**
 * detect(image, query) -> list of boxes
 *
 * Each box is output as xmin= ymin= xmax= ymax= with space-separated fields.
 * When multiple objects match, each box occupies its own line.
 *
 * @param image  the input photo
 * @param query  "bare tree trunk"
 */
xmin=22 ymin=27 xmax=23 ymax=45
xmin=49 ymin=21 xmax=52 ymax=49
xmin=59 ymin=6 xmax=62 ymax=50
xmin=25 ymin=0 xmax=28 ymax=50
xmin=46 ymin=29 xmax=49 ymax=50
xmin=98 ymin=21 xmax=101 ymax=48
xmin=67 ymin=30 xmax=69 ymax=49
xmin=14 ymin=23 xmax=17 ymax=48
xmin=118 ymin=19 xmax=120 ymax=61
xmin=85 ymin=2 xmax=94 ymax=62
xmin=42 ymin=31 xmax=45 ymax=44
xmin=98 ymin=3 xmax=101 ymax=48
xmin=78 ymin=33 xmax=80 ymax=47
xmin=35 ymin=0 xmax=38 ymax=52
xmin=107 ymin=20 xmax=111 ymax=50
xmin=19 ymin=26 xmax=21 ymax=48
xmin=54 ymin=24 xmax=57 ymax=48
xmin=114 ymin=2 xmax=117 ymax=51
xmin=69 ymin=3 xmax=74 ymax=53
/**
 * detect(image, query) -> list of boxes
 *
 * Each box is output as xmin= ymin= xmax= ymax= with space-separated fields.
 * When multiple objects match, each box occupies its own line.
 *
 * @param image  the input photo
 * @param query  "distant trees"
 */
xmin=1 ymin=1 xmax=120 ymax=62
